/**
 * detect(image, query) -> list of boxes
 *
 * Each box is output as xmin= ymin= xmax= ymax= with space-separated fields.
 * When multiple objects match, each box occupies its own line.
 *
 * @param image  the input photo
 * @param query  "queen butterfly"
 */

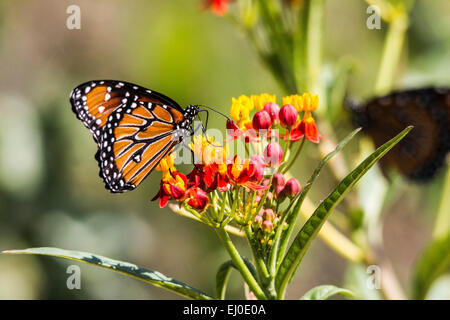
xmin=70 ymin=80 xmax=200 ymax=193
xmin=350 ymin=87 xmax=450 ymax=181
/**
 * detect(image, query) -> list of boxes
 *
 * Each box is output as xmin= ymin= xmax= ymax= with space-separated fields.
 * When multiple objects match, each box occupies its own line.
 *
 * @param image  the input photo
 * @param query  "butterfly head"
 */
xmin=183 ymin=105 xmax=200 ymax=126
xmin=172 ymin=105 xmax=200 ymax=142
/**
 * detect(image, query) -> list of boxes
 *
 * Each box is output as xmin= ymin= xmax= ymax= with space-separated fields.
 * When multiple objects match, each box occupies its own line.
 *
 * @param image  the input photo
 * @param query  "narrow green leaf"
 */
xmin=300 ymin=284 xmax=354 ymax=300
xmin=274 ymin=128 xmax=361 ymax=269
xmin=276 ymin=126 xmax=412 ymax=296
xmin=412 ymin=232 xmax=450 ymax=299
xmin=216 ymin=261 xmax=234 ymax=300
xmin=216 ymin=258 xmax=257 ymax=300
xmin=2 ymin=247 xmax=214 ymax=300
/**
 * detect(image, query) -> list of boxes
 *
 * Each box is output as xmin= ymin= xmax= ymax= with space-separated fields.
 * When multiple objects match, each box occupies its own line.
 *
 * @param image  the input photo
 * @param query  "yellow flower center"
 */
xmin=251 ymin=93 xmax=276 ymax=110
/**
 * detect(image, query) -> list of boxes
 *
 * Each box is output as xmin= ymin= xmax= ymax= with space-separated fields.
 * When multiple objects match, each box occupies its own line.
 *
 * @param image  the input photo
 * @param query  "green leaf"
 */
xmin=412 ymin=232 xmax=450 ymax=299
xmin=2 ymin=247 xmax=214 ymax=300
xmin=216 ymin=258 xmax=257 ymax=300
xmin=300 ymin=285 xmax=354 ymax=300
xmin=274 ymin=128 xmax=361 ymax=269
xmin=276 ymin=126 xmax=412 ymax=296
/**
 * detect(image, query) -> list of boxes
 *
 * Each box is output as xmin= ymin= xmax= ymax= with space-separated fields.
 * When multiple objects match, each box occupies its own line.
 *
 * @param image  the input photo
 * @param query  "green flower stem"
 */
xmin=243 ymin=226 xmax=270 ymax=284
xmin=215 ymin=227 xmax=267 ymax=300
xmin=168 ymin=204 xmax=244 ymax=237
xmin=245 ymin=191 xmax=257 ymax=225
xmin=218 ymin=192 xmax=228 ymax=222
xmin=281 ymin=137 xmax=306 ymax=174
xmin=305 ymin=0 xmax=324 ymax=95
xmin=433 ymin=167 xmax=450 ymax=239
xmin=255 ymin=175 xmax=274 ymax=216
xmin=184 ymin=204 xmax=207 ymax=222
xmin=258 ymin=0 xmax=297 ymax=93
xmin=268 ymin=222 xmax=287 ymax=287
xmin=374 ymin=9 xmax=408 ymax=95
xmin=221 ymin=187 xmax=240 ymax=227
xmin=283 ymin=140 xmax=293 ymax=164
xmin=208 ymin=191 xmax=219 ymax=221
xmin=244 ymin=142 xmax=251 ymax=158
xmin=231 ymin=186 xmax=240 ymax=215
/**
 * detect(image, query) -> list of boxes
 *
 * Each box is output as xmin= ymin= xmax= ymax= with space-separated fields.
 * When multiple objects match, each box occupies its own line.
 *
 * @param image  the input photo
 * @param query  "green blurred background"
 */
xmin=0 ymin=0 xmax=448 ymax=299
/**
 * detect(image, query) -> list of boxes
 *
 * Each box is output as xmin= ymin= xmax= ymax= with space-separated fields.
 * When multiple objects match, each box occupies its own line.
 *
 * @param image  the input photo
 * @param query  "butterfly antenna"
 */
xmin=196 ymin=105 xmax=231 ymax=122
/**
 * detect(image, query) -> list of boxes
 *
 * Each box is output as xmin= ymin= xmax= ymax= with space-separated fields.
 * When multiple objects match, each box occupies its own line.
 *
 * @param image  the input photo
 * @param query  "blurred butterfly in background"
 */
xmin=349 ymin=87 xmax=450 ymax=182
xmin=70 ymin=80 xmax=202 ymax=193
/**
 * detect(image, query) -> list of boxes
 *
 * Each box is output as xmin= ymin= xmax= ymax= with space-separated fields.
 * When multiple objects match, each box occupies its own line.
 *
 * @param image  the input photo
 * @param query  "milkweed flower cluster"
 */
xmin=152 ymin=93 xmax=321 ymax=245
xmin=227 ymin=93 xmax=321 ymax=144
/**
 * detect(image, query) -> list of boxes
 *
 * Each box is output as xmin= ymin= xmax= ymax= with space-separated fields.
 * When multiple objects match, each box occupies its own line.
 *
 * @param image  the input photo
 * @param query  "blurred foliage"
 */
xmin=0 ymin=0 xmax=449 ymax=299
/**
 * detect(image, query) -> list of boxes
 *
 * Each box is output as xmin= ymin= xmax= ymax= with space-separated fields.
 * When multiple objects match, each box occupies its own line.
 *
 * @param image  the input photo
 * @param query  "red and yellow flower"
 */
xmin=227 ymin=155 xmax=268 ymax=191
xmin=188 ymin=135 xmax=229 ymax=192
xmin=152 ymin=171 xmax=188 ymax=208
xmin=297 ymin=111 xmax=320 ymax=143
xmin=186 ymin=187 xmax=209 ymax=211
xmin=279 ymin=93 xmax=321 ymax=143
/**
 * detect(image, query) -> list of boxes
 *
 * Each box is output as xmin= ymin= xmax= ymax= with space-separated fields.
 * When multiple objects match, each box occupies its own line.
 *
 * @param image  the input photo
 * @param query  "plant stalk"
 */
xmin=433 ymin=166 xmax=450 ymax=239
xmin=215 ymin=227 xmax=267 ymax=300
xmin=374 ymin=10 xmax=408 ymax=95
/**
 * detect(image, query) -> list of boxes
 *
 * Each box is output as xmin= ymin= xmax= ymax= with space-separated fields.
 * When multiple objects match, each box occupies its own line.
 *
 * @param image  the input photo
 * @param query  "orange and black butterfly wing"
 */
xmin=352 ymin=87 xmax=450 ymax=181
xmin=70 ymin=80 xmax=186 ymax=192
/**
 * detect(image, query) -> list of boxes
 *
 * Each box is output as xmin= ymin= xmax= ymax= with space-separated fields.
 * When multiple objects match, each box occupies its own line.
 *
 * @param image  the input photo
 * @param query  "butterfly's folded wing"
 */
xmin=352 ymin=87 xmax=450 ymax=181
xmin=70 ymin=80 xmax=186 ymax=192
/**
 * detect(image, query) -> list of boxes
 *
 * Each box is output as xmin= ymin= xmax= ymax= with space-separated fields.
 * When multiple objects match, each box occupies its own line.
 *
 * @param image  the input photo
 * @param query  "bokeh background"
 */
xmin=0 ymin=0 xmax=449 ymax=299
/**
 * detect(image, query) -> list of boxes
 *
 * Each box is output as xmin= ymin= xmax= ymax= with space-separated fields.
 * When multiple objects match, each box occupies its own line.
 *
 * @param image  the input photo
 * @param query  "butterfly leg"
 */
xmin=197 ymin=110 xmax=225 ymax=149
xmin=174 ymin=126 xmax=206 ymax=175
xmin=203 ymin=109 xmax=209 ymax=133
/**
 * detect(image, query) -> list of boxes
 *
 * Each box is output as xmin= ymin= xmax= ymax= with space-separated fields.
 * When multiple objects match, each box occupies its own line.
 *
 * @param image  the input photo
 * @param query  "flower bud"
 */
xmin=272 ymin=173 xmax=285 ymax=190
xmin=279 ymin=104 xmax=298 ymax=129
xmin=252 ymin=110 xmax=272 ymax=132
xmin=263 ymin=220 xmax=274 ymax=232
xmin=226 ymin=119 xmax=241 ymax=141
xmin=264 ymin=142 xmax=283 ymax=167
xmin=263 ymin=209 xmax=274 ymax=221
xmin=263 ymin=102 xmax=280 ymax=125
xmin=275 ymin=185 xmax=284 ymax=197
xmin=170 ymin=185 xmax=186 ymax=200
xmin=250 ymin=154 xmax=265 ymax=182
xmin=282 ymin=178 xmax=301 ymax=197
xmin=254 ymin=215 xmax=263 ymax=225
xmin=226 ymin=119 xmax=239 ymax=130
xmin=187 ymin=187 xmax=209 ymax=211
